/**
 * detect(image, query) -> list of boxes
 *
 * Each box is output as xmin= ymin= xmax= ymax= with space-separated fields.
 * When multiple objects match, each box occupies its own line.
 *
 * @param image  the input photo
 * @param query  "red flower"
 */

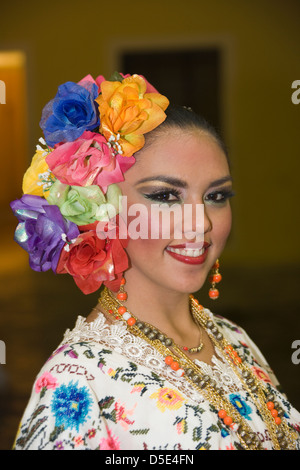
xmin=251 ymin=366 xmax=272 ymax=384
xmin=56 ymin=220 xmax=128 ymax=294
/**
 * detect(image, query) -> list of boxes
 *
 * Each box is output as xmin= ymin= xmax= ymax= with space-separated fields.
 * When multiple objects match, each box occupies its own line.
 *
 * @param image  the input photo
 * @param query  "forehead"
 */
xmin=129 ymin=129 xmax=230 ymax=184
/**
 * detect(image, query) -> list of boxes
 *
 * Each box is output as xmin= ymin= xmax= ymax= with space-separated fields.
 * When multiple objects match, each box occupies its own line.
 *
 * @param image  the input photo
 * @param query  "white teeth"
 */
xmin=167 ymin=247 xmax=204 ymax=257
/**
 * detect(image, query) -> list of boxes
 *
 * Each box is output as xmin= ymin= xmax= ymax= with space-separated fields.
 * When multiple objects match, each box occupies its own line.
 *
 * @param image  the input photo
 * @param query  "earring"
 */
xmin=117 ymin=276 xmax=127 ymax=301
xmin=209 ymin=259 xmax=222 ymax=300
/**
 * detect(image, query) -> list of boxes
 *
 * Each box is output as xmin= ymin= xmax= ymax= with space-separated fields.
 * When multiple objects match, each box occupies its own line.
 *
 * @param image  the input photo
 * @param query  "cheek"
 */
xmin=122 ymin=196 xmax=173 ymax=243
xmin=124 ymin=204 xmax=174 ymax=267
xmin=216 ymin=207 xmax=232 ymax=245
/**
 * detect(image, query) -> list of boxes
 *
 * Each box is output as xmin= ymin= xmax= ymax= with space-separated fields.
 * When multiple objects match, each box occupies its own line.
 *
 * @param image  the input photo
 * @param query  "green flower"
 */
xmin=48 ymin=180 xmax=122 ymax=226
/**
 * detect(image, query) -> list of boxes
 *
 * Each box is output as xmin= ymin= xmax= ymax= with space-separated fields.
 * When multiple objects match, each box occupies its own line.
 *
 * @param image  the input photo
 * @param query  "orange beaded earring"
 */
xmin=208 ymin=259 xmax=222 ymax=300
xmin=117 ymin=276 xmax=127 ymax=302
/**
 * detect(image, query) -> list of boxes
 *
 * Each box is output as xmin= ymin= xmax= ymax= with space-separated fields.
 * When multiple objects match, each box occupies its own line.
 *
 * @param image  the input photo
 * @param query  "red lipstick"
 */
xmin=165 ymin=242 xmax=210 ymax=265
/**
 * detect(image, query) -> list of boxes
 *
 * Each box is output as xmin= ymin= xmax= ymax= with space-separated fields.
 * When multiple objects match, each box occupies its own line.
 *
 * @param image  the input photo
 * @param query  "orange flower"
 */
xmin=96 ymin=74 xmax=169 ymax=157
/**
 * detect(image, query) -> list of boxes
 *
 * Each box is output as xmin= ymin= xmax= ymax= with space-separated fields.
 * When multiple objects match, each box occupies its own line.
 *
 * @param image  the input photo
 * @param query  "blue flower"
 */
xmin=229 ymin=394 xmax=252 ymax=421
xmin=51 ymin=381 xmax=93 ymax=432
xmin=221 ymin=428 xmax=230 ymax=438
xmin=40 ymin=80 xmax=100 ymax=147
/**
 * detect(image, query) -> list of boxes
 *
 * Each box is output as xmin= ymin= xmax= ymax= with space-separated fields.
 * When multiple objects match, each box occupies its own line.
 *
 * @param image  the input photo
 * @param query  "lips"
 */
xmin=165 ymin=242 xmax=210 ymax=265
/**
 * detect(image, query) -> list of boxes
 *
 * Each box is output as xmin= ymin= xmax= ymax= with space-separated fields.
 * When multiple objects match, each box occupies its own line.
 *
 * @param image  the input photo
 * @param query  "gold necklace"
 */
xmin=98 ymin=287 xmax=298 ymax=450
xmin=178 ymin=317 xmax=204 ymax=354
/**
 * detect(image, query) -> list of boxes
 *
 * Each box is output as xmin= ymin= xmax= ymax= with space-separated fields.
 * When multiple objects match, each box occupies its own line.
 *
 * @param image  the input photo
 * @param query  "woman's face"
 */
xmin=118 ymin=128 xmax=233 ymax=295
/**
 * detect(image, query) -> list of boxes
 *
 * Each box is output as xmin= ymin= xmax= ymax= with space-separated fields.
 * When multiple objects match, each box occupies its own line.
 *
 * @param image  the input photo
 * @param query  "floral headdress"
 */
xmin=10 ymin=72 xmax=169 ymax=294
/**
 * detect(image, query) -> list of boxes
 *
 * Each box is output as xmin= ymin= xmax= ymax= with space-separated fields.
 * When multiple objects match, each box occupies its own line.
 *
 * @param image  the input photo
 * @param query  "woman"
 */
xmin=11 ymin=72 xmax=300 ymax=450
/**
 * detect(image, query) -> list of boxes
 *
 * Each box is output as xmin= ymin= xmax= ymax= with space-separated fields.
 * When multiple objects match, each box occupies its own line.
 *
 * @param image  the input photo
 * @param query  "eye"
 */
xmin=143 ymin=188 xmax=182 ymax=204
xmin=204 ymin=188 xmax=235 ymax=205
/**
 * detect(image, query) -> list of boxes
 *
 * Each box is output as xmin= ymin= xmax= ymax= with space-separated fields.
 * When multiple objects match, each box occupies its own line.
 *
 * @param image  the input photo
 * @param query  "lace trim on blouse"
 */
xmin=60 ymin=312 xmax=247 ymax=401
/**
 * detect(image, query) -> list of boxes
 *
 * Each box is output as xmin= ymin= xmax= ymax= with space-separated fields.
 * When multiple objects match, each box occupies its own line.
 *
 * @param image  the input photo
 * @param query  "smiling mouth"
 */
xmin=165 ymin=243 xmax=210 ymax=264
xmin=167 ymin=246 xmax=205 ymax=257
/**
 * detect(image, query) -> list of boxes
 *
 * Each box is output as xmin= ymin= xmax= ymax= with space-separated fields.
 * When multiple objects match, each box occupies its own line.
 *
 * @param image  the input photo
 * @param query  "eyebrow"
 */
xmin=135 ymin=176 xmax=188 ymax=188
xmin=135 ymin=175 xmax=232 ymax=189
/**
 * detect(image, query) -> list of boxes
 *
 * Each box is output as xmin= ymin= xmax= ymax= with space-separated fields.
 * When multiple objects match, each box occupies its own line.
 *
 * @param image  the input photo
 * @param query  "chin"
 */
xmin=169 ymin=274 xmax=208 ymax=296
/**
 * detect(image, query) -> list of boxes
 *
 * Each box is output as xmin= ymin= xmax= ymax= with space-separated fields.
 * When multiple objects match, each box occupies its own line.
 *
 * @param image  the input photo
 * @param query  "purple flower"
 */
xmin=40 ymin=79 xmax=100 ymax=147
xmin=10 ymin=194 xmax=79 ymax=272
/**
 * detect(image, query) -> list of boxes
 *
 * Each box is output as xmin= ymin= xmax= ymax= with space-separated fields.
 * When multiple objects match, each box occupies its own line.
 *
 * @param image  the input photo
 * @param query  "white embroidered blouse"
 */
xmin=13 ymin=309 xmax=300 ymax=450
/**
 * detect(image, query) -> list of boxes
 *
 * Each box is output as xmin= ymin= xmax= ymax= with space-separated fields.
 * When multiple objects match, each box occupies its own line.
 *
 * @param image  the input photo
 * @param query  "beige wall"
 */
xmin=1 ymin=0 xmax=299 ymax=267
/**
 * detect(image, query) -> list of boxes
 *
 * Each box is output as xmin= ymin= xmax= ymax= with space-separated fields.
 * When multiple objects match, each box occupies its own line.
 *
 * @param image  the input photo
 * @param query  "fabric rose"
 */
xmin=96 ymin=74 xmax=169 ymax=157
xmin=10 ymin=194 xmax=79 ymax=272
xmin=40 ymin=75 xmax=100 ymax=147
xmin=120 ymin=72 xmax=159 ymax=93
xmin=22 ymin=139 xmax=54 ymax=198
xmin=47 ymin=180 xmax=122 ymax=226
xmin=46 ymin=130 xmax=135 ymax=192
xmin=56 ymin=225 xmax=129 ymax=294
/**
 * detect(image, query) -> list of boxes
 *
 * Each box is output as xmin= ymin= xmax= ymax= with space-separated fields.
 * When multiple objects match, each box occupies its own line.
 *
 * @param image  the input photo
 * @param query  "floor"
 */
xmin=1 ymin=212 xmax=300 ymax=450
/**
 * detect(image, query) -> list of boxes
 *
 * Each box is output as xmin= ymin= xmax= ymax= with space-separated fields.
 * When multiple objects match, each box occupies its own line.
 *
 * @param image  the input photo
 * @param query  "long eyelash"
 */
xmin=206 ymin=189 xmax=235 ymax=202
xmin=143 ymin=188 xmax=182 ymax=202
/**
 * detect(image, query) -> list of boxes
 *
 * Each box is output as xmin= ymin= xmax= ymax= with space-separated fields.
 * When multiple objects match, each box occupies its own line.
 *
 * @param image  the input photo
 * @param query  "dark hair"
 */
xmin=143 ymin=104 xmax=229 ymax=165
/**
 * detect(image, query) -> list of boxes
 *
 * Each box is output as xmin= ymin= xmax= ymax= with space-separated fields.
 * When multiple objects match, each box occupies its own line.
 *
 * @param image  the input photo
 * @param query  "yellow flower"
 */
xmin=22 ymin=145 xmax=54 ymax=198
xmin=107 ymin=368 xmax=117 ymax=377
xmin=96 ymin=74 xmax=169 ymax=157
xmin=150 ymin=387 xmax=186 ymax=413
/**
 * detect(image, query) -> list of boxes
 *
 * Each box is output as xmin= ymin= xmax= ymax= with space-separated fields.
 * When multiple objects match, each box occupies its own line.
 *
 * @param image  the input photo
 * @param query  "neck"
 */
xmin=110 ymin=270 xmax=196 ymax=339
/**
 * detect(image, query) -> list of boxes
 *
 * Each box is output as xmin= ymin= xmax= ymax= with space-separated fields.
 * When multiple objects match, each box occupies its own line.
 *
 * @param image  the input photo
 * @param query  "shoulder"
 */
xmin=13 ymin=329 xmax=126 ymax=450
xmin=205 ymin=309 xmax=280 ymax=388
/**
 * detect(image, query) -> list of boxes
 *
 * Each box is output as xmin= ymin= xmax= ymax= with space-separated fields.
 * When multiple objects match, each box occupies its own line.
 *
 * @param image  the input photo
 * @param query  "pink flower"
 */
xmin=114 ymin=400 xmax=136 ymax=430
xmin=35 ymin=371 xmax=58 ymax=393
xmin=46 ymin=130 xmax=135 ymax=192
xmin=176 ymin=419 xmax=186 ymax=434
xmin=100 ymin=427 xmax=120 ymax=450
xmin=77 ymin=74 xmax=105 ymax=95
xmin=74 ymin=435 xmax=84 ymax=447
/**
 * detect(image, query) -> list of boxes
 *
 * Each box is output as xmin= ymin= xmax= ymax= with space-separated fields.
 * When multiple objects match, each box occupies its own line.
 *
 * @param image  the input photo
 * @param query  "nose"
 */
xmin=181 ymin=202 xmax=212 ymax=243
xmin=203 ymin=205 xmax=213 ymax=234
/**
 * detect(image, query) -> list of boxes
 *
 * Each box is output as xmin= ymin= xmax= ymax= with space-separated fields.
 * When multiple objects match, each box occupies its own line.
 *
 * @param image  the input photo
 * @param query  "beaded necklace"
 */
xmin=98 ymin=287 xmax=298 ymax=450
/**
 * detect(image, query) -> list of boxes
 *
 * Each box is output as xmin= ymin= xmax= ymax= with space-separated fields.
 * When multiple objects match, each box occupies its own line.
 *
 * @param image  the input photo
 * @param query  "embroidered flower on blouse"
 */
xmin=88 ymin=428 xmax=96 ymax=439
xmin=54 ymin=440 xmax=64 ymax=450
xmin=150 ymin=387 xmax=186 ymax=413
xmin=176 ymin=418 xmax=187 ymax=435
xmin=51 ymin=380 xmax=92 ymax=431
xmin=107 ymin=368 xmax=117 ymax=377
xmin=74 ymin=435 xmax=84 ymax=447
xmin=100 ymin=426 xmax=121 ymax=450
xmin=35 ymin=371 xmax=58 ymax=394
xmin=114 ymin=400 xmax=136 ymax=430
xmin=131 ymin=383 xmax=146 ymax=394
xmin=229 ymin=393 xmax=252 ymax=421
xmin=251 ymin=366 xmax=272 ymax=384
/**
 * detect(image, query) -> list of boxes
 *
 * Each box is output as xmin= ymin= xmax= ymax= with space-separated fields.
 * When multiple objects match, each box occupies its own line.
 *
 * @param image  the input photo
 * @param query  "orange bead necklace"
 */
xmin=99 ymin=287 xmax=298 ymax=450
